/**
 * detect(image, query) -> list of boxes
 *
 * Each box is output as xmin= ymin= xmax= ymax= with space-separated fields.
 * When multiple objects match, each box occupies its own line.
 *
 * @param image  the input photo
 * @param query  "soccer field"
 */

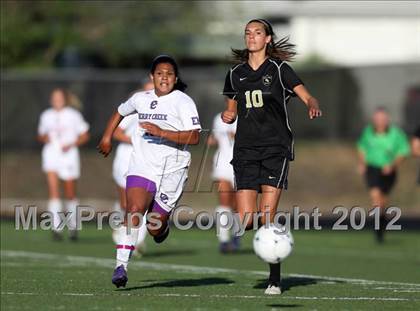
xmin=1 ymin=221 xmax=419 ymax=310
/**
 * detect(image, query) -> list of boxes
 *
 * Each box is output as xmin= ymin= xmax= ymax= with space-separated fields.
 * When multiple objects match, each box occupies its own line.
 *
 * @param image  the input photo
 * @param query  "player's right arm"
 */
xmin=222 ymin=70 xmax=238 ymax=124
xmin=37 ymin=134 xmax=49 ymax=144
xmin=222 ymin=98 xmax=237 ymax=124
xmin=356 ymin=127 xmax=368 ymax=175
xmin=37 ymin=112 xmax=49 ymax=144
xmin=99 ymin=94 xmax=138 ymax=156
xmin=97 ymin=112 xmax=124 ymax=157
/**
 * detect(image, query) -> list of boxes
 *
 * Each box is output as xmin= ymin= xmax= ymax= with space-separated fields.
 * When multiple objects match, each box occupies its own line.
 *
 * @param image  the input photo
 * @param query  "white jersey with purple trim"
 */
xmin=38 ymin=106 xmax=89 ymax=180
xmin=112 ymin=114 xmax=138 ymax=188
xmin=212 ymin=113 xmax=236 ymax=184
xmin=117 ymin=89 xmax=201 ymax=181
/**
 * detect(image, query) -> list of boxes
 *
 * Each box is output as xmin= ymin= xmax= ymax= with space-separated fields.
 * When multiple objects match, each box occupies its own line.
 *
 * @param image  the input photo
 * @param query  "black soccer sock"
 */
xmin=268 ymin=262 xmax=281 ymax=283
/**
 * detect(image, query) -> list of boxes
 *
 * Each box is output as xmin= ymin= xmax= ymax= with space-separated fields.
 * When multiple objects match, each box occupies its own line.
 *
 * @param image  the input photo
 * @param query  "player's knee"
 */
xmin=126 ymin=202 xmax=143 ymax=214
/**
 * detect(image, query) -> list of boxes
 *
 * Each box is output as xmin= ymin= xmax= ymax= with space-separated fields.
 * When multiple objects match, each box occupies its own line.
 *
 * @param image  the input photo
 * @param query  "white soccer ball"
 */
xmin=253 ymin=224 xmax=294 ymax=264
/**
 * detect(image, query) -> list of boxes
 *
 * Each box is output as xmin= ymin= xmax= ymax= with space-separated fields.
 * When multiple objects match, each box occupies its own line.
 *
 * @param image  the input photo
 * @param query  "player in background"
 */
xmin=97 ymin=55 xmax=201 ymax=288
xmin=357 ymin=107 xmax=410 ymax=243
xmin=221 ymin=19 xmax=322 ymax=295
xmin=111 ymin=79 xmax=154 ymax=256
xmin=207 ymin=113 xmax=239 ymax=253
xmin=37 ymin=88 xmax=90 ymax=241
xmin=411 ymin=125 xmax=420 ymax=185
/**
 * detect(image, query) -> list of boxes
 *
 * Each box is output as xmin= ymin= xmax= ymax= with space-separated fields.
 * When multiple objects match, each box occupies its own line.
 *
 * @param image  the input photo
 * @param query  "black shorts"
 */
xmin=365 ymin=166 xmax=396 ymax=194
xmin=231 ymin=155 xmax=289 ymax=192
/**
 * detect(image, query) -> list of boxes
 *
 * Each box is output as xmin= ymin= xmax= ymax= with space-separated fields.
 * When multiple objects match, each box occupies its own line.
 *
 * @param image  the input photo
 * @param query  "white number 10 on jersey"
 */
xmin=245 ymin=90 xmax=264 ymax=108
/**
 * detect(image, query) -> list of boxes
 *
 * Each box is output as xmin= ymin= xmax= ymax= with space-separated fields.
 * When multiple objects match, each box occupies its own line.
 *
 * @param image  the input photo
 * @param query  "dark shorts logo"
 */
xmin=191 ymin=116 xmax=200 ymax=125
xmin=262 ymin=75 xmax=272 ymax=86
xmin=160 ymin=193 xmax=169 ymax=204
xmin=150 ymin=100 xmax=158 ymax=109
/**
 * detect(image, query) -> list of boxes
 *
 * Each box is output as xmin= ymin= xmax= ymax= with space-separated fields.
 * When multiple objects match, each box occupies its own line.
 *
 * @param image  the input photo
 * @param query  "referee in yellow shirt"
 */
xmin=357 ymin=107 xmax=410 ymax=243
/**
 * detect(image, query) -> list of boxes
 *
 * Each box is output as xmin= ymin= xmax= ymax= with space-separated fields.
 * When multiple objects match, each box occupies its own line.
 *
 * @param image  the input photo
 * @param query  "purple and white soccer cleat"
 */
xmin=112 ymin=265 xmax=128 ymax=288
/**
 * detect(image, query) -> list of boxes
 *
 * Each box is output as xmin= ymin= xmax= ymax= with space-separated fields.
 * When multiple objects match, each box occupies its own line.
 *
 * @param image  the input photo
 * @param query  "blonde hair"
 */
xmin=52 ymin=88 xmax=83 ymax=110
xmin=67 ymin=90 xmax=82 ymax=110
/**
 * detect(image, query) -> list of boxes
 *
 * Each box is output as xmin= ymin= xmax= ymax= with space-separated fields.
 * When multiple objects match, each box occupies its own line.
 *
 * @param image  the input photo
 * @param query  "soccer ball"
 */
xmin=253 ymin=224 xmax=294 ymax=264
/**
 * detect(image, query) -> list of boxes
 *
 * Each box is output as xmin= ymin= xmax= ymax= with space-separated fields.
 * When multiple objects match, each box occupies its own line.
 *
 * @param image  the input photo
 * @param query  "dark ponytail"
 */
xmin=150 ymin=55 xmax=187 ymax=92
xmin=232 ymin=19 xmax=297 ymax=63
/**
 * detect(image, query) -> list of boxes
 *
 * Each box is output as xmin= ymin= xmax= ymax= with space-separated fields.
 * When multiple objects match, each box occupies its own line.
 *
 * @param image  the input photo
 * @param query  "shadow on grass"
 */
xmin=254 ymin=276 xmax=343 ymax=292
xmin=120 ymin=277 xmax=234 ymax=291
xmin=227 ymin=248 xmax=254 ymax=255
xmin=142 ymin=249 xmax=197 ymax=258
xmin=266 ymin=304 xmax=301 ymax=308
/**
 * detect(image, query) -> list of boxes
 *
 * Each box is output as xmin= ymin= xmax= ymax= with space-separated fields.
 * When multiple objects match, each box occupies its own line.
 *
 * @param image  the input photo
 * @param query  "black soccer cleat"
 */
xmin=69 ymin=230 xmax=78 ymax=242
xmin=52 ymin=231 xmax=63 ymax=241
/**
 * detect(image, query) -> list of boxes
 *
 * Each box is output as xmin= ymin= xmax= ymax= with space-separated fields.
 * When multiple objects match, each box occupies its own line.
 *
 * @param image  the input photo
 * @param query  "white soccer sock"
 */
xmin=136 ymin=214 xmax=148 ymax=246
xmin=112 ymin=201 xmax=124 ymax=227
xmin=116 ymin=226 xmax=139 ymax=270
xmin=215 ymin=206 xmax=232 ymax=243
xmin=65 ymin=199 xmax=79 ymax=231
xmin=48 ymin=199 xmax=63 ymax=231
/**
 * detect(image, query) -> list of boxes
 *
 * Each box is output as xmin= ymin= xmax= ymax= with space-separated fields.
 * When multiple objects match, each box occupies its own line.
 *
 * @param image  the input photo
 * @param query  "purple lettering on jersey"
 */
xmin=151 ymin=114 xmax=168 ymax=120
xmin=138 ymin=113 xmax=151 ymax=120
xmin=138 ymin=113 xmax=167 ymax=121
xmin=192 ymin=117 xmax=200 ymax=125
xmin=150 ymin=100 xmax=158 ymax=109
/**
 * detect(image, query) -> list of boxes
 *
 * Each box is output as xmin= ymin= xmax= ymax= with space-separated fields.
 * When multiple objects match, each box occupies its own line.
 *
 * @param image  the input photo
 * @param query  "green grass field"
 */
xmin=1 ymin=221 xmax=419 ymax=310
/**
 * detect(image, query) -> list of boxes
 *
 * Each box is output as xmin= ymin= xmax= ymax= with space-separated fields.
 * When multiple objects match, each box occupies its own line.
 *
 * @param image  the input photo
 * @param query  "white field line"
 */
xmin=1 ymin=291 xmax=418 ymax=301
xmin=2 ymin=250 xmax=420 ymax=288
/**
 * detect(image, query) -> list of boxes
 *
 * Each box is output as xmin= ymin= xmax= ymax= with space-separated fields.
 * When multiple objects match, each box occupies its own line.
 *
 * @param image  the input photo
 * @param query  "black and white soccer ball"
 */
xmin=253 ymin=224 xmax=294 ymax=264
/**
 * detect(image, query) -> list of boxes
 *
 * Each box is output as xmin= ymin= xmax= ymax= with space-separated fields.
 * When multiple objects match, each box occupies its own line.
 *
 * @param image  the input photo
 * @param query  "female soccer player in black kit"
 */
xmin=222 ymin=19 xmax=322 ymax=295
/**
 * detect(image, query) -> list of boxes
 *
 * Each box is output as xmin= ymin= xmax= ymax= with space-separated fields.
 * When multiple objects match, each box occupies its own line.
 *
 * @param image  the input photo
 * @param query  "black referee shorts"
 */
xmin=231 ymin=156 xmax=289 ymax=192
xmin=365 ymin=165 xmax=396 ymax=194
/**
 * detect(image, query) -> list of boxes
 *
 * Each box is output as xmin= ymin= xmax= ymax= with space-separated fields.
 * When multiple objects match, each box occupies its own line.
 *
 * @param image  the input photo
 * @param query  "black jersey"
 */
xmin=223 ymin=58 xmax=303 ymax=160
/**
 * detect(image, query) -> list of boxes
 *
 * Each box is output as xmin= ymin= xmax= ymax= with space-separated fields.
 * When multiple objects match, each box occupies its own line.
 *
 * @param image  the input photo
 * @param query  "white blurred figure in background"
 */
xmin=37 ymin=88 xmax=90 ymax=241
xmin=112 ymin=79 xmax=154 ymax=256
xmin=208 ymin=112 xmax=239 ymax=253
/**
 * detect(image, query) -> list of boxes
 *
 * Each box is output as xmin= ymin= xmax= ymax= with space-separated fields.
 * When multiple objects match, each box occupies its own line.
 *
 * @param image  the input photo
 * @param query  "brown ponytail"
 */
xmin=232 ymin=19 xmax=297 ymax=63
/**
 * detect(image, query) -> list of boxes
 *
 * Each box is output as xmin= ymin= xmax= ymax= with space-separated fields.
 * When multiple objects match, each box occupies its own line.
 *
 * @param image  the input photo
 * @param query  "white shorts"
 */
xmin=42 ymin=144 xmax=80 ymax=180
xmin=126 ymin=167 xmax=188 ymax=214
xmin=212 ymin=156 xmax=235 ymax=185
xmin=112 ymin=143 xmax=132 ymax=188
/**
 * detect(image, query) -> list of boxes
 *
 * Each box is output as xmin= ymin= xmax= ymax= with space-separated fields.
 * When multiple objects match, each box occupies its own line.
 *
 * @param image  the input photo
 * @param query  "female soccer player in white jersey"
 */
xmin=97 ymin=55 xmax=201 ymax=288
xmin=208 ymin=113 xmax=239 ymax=253
xmin=37 ymin=88 xmax=90 ymax=241
xmin=222 ymin=19 xmax=322 ymax=295
xmin=111 ymin=79 xmax=154 ymax=255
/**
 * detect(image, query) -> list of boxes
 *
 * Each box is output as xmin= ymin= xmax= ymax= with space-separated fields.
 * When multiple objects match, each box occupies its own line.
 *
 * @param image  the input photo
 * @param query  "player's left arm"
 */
xmin=140 ymin=122 xmax=200 ymax=145
xmin=384 ymin=129 xmax=411 ymax=174
xmin=62 ymin=131 xmax=90 ymax=152
xmin=412 ymin=136 xmax=420 ymax=157
xmin=293 ymin=85 xmax=322 ymax=119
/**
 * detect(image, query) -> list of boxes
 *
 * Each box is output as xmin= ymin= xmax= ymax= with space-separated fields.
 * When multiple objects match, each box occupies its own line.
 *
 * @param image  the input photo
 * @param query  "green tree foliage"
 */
xmin=1 ymin=1 xmax=207 ymax=68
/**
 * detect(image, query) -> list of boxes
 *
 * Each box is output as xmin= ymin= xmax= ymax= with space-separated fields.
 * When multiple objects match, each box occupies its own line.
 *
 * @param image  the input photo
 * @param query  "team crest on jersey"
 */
xmin=262 ymin=74 xmax=272 ymax=86
xmin=160 ymin=193 xmax=169 ymax=204
xmin=191 ymin=116 xmax=200 ymax=125
xmin=150 ymin=100 xmax=158 ymax=109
